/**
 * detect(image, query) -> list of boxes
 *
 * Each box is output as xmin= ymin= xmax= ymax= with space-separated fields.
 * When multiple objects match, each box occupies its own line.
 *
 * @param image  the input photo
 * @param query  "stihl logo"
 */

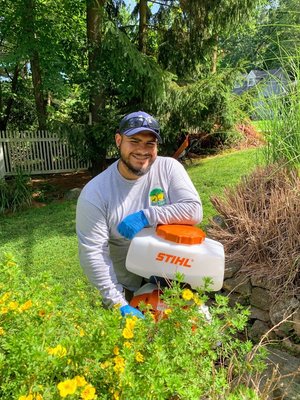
xmin=155 ymin=252 xmax=192 ymax=268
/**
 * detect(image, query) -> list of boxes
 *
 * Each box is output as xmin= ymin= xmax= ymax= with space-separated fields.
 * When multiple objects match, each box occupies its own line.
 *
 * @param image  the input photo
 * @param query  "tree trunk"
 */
xmin=86 ymin=0 xmax=107 ymax=173
xmin=23 ymin=0 xmax=47 ymax=130
xmin=31 ymin=51 xmax=47 ymax=130
xmin=138 ymin=0 xmax=147 ymax=53
xmin=211 ymin=35 xmax=218 ymax=74
xmin=87 ymin=0 xmax=105 ymax=125
xmin=211 ymin=46 xmax=217 ymax=74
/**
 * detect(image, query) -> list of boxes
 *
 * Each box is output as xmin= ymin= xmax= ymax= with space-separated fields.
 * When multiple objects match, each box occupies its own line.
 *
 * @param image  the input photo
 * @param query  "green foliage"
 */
xmin=0 ymin=171 xmax=32 ymax=214
xmin=0 ymin=254 xmax=268 ymax=399
xmin=158 ymin=71 xmax=244 ymax=155
xmin=255 ymin=63 xmax=300 ymax=167
xmin=156 ymin=0 xmax=264 ymax=79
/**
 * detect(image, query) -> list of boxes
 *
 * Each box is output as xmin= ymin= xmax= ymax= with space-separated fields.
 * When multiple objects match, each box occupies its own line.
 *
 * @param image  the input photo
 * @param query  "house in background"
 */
xmin=233 ymin=67 xmax=289 ymax=96
xmin=233 ymin=67 xmax=291 ymax=119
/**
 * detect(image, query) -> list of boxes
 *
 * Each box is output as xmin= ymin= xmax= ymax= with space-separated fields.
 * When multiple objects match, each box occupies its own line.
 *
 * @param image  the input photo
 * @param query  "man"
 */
xmin=76 ymin=111 xmax=202 ymax=317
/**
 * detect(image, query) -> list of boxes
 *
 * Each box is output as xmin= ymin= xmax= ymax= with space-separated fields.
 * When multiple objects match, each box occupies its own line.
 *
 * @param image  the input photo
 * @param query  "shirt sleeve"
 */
xmin=76 ymin=196 xmax=127 ymax=308
xmin=143 ymin=159 xmax=203 ymax=226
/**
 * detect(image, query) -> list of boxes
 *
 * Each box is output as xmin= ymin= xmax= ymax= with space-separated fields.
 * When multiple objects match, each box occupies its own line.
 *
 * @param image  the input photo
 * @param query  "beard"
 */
xmin=119 ymin=149 xmax=155 ymax=177
xmin=119 ymin=154 xmax=152 ymax=176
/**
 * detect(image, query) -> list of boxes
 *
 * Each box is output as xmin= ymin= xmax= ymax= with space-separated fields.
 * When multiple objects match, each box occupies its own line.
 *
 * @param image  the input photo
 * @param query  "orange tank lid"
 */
xmin=156 ymin=224 xmax=206 ymax=245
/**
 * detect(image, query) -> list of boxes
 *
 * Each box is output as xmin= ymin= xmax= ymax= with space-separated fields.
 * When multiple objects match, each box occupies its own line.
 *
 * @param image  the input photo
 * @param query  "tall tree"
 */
xmin=155 ymin=0 xmax=265 ymax=79
xmin=87 ymin=0 xmax=106 ymax=126
xmin=138 ymin=0 xmax=148 ymax=53
xmin=23 ymin=0 xmax=47 ymax=130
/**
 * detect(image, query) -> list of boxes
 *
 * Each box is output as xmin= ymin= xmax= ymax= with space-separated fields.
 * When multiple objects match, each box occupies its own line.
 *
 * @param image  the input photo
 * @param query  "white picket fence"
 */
xmin=0 ymin=131 xmax=90 ymax=178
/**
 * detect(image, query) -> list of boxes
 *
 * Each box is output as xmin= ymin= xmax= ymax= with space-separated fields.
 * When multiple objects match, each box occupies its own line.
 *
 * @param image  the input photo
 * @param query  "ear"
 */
xmin=115 ymin=133 xmax=122 ymax=148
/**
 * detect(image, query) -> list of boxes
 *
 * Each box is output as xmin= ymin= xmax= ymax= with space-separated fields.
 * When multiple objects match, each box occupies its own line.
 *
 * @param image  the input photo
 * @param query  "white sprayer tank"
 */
xmin=126 ymin=225 xmax=225 ymax=291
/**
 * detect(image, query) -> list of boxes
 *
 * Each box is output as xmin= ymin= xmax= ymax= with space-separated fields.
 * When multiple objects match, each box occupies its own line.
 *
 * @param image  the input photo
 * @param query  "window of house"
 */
xmin=248 ymin=77 xmax=255 ymax=87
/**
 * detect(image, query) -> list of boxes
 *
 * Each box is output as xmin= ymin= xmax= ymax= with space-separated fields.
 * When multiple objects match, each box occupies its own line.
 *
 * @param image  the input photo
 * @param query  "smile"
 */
xmin=132 ymin=154 xmax=151 ymax=160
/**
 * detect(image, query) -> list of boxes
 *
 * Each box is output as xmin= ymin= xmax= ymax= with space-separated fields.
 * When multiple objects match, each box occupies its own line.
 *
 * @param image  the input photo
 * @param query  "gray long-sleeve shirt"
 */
xmin=76 ymin=156 xmax=202 ymax=307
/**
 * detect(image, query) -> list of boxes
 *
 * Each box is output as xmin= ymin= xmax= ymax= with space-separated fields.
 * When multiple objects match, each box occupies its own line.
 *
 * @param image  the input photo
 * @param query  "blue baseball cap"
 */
xmin=119 ymin=111 xmax=162 ymax=143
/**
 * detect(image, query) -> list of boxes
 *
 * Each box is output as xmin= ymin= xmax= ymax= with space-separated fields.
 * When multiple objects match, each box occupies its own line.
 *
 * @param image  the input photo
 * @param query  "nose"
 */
xmin=135 ymin=142 xmax=152 ymax=152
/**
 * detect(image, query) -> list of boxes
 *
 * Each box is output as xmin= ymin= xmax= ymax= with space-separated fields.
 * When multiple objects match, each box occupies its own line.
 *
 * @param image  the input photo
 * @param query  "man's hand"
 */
xmin=120 ymin=305 xmax=145 ymax=319
xmin=117 ymin=211 xmax=149 ymax=239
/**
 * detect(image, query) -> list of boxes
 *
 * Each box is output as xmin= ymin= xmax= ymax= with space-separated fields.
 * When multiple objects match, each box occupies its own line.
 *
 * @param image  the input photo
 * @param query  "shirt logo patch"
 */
xmin=150 ymin=188 xmax=166 ymax=206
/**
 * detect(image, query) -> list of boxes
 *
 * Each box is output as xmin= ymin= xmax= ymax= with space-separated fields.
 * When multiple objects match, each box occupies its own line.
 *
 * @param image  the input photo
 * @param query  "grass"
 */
xmin=0 ymin=147 xmax=263 ymax=296
xmin=0 ymin=201 xmax=88 ymax=299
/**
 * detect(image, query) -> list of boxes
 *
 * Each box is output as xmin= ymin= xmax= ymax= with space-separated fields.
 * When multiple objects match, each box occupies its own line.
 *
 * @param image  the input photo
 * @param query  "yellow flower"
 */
xmin=125 ymin=316 xmax=137 ymax=330
xmin=80 ymin=384 xmax=96 ymax=400
xmin=47 ymin=344 xmax=67 ymax=358
xmin=0 ymin=327 xmax=5 ymax=335
xmin=122 ymin=327 xmax=134 ymax=339
xmin=79 ymin=329 xmax=85 ymax=337
xmin=100 ymin=360 xmax=111 ymax=369
xmin=164 ymin=308 xmax=172 ymax=315
xmin=8 ymin=301 xmax=18 ymax=310
xmin=113 ymin=345 xmax=119 ymax=355
xmin=74 ymin=375 xmax=87 ymax=387
xmin=1 ymin=307 xmax=8 ymax=314
xmin=113 ymin=391 xmax=120 ymax=400
xmin=123 ymin=341 xmax=132 ymax=348
xmin=57 ymin=379 xmax=77 ymax=398
xmin=35 ymin=395 xmax=43 ymax=400
xmin=135 ymin=351 xmax=144 ymax=363
xmin=19 ymin=300 xmax=33 ymax=312
xmin=182 ymin=289 xmax=193 ymax=301
xmin=113 ymin=355 xmax=125 ymax=374
xmin=18 ymin=395 xmax=33 ymax=400
xmin=193 ymin=293 xmax=203 ymax=305
xmin=0 ymin=292 xmax=11 ymax=303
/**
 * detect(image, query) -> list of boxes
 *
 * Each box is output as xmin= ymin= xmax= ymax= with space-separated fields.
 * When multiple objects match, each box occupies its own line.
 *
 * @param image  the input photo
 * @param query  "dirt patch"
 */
xmin=30 ymin=170 xmax=92 ymax=205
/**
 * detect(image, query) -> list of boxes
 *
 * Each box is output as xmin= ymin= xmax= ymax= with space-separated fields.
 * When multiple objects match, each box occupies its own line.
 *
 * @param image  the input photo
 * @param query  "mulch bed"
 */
xmin=30 ymin=170 xmax=93 ymax=205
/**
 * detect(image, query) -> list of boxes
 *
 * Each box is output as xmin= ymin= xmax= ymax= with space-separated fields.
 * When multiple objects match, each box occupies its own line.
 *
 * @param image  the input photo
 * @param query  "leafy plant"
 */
xmin=0 ymin=254 xmax=276 ymax=400
xmin=0 ymin=170 xmax=32 ymax=214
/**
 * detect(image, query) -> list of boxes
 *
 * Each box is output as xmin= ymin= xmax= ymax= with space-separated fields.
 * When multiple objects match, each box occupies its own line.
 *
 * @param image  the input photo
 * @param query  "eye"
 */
xmin=146 ymin=142 xmax=157 ymax=147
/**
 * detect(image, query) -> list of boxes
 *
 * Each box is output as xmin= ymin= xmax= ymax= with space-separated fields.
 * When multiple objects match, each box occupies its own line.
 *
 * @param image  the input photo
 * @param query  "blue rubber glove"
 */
xmin=117 ymin=210 xmax=149 ymax=240
xmin=120 ymin=305 xmax=145 ymax=319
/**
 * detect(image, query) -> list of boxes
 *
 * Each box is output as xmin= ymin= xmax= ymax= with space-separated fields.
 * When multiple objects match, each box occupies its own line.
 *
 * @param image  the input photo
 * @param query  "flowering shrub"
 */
xmin=0 ymin=253 xmax=268 ymax=399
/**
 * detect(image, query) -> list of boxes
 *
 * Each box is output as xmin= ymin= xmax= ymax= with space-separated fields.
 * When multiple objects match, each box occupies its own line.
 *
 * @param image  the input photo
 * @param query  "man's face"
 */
xmin=115 ymin=132 xmax=158 ymax=179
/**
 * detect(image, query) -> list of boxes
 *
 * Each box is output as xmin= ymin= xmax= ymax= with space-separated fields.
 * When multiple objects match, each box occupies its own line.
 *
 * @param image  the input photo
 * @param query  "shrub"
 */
xmin=0 ymin=171 xmax=32 ymax=214
xmin=0 ymin=253 xmax=275 ymax=399
xmin=157 ymin=71 xmax=245 ymax=156
xmin=207 ymin=164 xmax=300 ymax=302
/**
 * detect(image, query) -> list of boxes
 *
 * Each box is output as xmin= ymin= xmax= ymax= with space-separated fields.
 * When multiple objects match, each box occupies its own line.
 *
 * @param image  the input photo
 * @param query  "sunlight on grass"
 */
xmin=0 ymin=201 xmax=89 ymax=298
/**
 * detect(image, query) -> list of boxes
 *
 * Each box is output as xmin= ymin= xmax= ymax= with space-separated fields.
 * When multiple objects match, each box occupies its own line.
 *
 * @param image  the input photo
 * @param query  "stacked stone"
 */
xmin=221 ymin=261 xmax=300 ymax=354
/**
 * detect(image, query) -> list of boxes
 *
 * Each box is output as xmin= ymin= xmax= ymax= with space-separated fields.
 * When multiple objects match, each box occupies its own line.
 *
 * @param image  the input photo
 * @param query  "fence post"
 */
xmin=0 ymin=142 xmax=5 ymax=179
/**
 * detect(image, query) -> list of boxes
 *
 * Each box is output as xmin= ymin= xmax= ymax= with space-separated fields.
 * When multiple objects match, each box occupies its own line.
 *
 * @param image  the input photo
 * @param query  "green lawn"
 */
xmin=0 ymin=147 xmax=263 ymax=297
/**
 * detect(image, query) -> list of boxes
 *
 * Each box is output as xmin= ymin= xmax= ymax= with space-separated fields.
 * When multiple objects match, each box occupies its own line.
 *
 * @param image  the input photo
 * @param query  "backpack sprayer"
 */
xmin=125 ymin=225 xmax=225 ymax=319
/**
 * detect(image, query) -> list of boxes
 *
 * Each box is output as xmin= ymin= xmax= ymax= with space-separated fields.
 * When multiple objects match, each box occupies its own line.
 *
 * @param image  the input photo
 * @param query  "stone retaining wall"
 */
xmin=222 ymin=261 xmax=300 ymax=354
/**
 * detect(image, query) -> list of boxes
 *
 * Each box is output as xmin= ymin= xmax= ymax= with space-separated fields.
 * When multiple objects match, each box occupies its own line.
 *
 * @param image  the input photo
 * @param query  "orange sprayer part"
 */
xmin=130 ymin=290 xmax=167 ymax=321
xmin=156 ymin=225 xmax=206 ymax=245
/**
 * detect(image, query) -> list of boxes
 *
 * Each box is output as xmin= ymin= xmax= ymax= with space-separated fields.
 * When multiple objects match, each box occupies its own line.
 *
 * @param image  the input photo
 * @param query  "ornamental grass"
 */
xmin=208 ymin=163 xmax=300 ymax=302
